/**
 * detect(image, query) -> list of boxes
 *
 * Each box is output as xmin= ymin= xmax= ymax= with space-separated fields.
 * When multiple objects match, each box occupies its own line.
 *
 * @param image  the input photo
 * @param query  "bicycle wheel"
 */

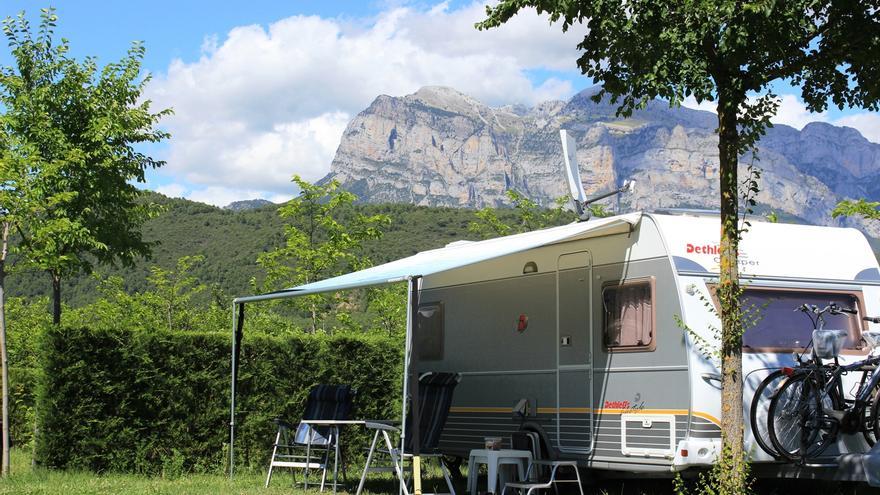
xmin=871 ymin=387 xmax=880 ymax=443
xmin=749 ymin=369 xmax=786 ymax=458
xmin=862 ymin=386 xmax=877 ymax=447
xmin=767 ymin=373 xmax=840 ymax=462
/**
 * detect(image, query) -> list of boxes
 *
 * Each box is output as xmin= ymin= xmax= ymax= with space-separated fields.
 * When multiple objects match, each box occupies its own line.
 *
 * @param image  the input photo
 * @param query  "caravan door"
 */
xmin=556 ymin=251 xmax=593 ymax=454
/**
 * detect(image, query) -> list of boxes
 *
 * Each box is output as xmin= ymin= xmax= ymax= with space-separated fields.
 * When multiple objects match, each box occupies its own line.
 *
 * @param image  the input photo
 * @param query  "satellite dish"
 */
xmin=560 ymin=130 xmax=589 ymax=220
xmin=560 ymin=130 xmax=636 ymax=221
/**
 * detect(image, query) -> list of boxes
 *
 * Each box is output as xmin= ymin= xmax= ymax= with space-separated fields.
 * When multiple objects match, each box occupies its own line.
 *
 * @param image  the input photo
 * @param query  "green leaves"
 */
xmin=0 ymin=8 xmax=170 ymax=321
xmin=467 ymin=189 xmax=582 ymax=239
xmin=35 ymin=325 xmax=403 ymax=473
xmin=832 ymin=198 xmax=880 ymax=222
xmin=257 ymin=176 xmax=391 ymax=332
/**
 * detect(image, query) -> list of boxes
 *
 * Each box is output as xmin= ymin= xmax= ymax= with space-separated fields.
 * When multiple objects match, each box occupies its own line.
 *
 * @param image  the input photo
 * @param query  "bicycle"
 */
xmin=765 ymin=303 xmax=880 ymax=462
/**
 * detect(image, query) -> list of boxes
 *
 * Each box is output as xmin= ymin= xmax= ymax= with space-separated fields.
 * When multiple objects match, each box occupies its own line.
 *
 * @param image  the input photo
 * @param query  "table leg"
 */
xmin=467 ymin=455 xmax=475 ymax=494
xmin=487 ymin=459 xmax=498 ymax=494
xmin=333 ymin=427 xmax=340 ymax=494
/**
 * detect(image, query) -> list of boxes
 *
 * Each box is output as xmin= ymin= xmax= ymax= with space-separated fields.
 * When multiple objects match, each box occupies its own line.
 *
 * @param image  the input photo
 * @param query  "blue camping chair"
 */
xmin=356 ymin=372 xmax=461 ymax=495
xmin=266 ymin=384 xmax=356 ymax=492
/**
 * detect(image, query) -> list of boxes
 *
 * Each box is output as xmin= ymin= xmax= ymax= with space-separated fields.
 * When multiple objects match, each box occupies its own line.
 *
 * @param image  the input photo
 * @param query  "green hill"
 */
xmin=5 ymin=192 xmax=508 ymax=307
xmin=7 ymin=192 xmax=879 ymax=309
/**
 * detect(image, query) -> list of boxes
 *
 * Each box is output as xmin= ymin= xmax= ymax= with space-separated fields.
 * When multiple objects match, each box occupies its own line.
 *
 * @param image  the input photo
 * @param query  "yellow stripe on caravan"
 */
xmin=449 ymin=406 xmax=720 ymax=427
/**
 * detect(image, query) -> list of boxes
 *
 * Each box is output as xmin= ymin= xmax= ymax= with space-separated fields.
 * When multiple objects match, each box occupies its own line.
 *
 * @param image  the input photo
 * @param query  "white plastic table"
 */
xmin=467 ymin=449 xmax=533 ymax=494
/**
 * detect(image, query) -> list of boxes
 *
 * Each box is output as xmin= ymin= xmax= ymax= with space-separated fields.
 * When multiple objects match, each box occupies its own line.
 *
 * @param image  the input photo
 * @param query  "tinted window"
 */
xmin=603 ymin=281 xmax=654 ymax=349
xmin=741 ymin=289 xmax=862 ymax=351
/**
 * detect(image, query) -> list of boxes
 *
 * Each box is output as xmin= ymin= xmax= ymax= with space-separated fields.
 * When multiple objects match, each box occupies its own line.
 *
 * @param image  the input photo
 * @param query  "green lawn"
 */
xmin=0 ymin=449 xmax=414 ymax=495
xmin=3 ymin=448 xmax=875 ymax=495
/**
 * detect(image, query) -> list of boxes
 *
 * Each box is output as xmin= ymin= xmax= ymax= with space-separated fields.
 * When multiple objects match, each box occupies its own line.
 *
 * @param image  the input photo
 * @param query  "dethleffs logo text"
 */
xmin=685 ymin=243 xmax=759 ymax=267
xmin=686 ymin=243 xmax=719 ymax=255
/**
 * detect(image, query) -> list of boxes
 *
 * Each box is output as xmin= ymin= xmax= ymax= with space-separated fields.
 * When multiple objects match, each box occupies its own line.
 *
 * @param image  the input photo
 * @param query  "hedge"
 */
xmin=9 ymin=366 xmax=37 ymax=447
xmin=35 ymin=326 xmax=402 ymax=474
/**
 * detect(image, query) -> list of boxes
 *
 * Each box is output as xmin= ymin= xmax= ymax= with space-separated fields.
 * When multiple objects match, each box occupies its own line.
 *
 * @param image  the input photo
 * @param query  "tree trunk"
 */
xmin=1 ymin=222 xmax=10 ymax=475
xmin=717 ymin=93 xmax=745 ymax=489
xmin=51 ymin=272 xmax=61 ymax=325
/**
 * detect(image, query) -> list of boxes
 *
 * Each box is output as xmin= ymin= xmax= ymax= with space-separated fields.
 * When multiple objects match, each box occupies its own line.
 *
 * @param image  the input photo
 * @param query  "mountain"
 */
xmin=224 ymin=199 xmax=275 ymax=211
xmin=326 ymin=86 xmax=880 ymax=237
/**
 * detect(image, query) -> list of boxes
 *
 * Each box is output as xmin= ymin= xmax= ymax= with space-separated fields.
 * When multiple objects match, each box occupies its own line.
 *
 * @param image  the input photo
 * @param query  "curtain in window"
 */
xmin=606 ymin=283 xmax=652 ymax=347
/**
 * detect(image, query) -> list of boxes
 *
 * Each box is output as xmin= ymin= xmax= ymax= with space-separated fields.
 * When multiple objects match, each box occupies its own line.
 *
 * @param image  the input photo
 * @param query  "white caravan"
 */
xmin=415 ymin=211 xmax=880 ymax=477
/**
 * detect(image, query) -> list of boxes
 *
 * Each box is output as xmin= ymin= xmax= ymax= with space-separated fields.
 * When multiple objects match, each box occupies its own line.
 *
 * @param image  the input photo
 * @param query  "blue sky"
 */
xmin=1 ymin=2 xmax=877 ymax=206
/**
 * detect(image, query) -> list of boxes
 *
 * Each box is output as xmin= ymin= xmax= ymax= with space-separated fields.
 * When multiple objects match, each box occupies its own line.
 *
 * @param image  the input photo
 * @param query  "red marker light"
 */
xmin=517 ymin=314 xmax=528 ymax=332
xmin=681 ymin=449 xmax=689 ymax=457
xmin=782 ymin=367 xmax=794 ymax=376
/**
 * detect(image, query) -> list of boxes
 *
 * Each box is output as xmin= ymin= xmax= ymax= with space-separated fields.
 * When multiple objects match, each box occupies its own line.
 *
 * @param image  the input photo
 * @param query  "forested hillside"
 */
xmin=6 ymin=192 xmax=518 ymax=307
xmin=8 ymin=191 xmax=878 ymax=309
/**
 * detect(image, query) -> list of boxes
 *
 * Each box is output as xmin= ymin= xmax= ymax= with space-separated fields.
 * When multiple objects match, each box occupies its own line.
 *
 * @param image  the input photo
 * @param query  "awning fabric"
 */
xmin=234 ymin=213 xmax=640 ymax=303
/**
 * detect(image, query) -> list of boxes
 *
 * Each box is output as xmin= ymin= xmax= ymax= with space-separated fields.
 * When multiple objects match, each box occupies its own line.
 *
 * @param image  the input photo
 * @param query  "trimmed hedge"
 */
xmin=35 ymin=326 xmax=402 ymax=474
xmin=9 ymin=366 xmax=37 ymax=447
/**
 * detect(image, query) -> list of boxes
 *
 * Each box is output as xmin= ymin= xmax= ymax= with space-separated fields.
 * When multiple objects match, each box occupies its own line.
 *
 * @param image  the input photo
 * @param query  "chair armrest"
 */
xmin=364 ymin=421 xmax=400 ymax=432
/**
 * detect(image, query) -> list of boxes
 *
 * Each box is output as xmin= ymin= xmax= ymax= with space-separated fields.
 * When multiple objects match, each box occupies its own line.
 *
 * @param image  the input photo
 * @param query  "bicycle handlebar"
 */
xmin=794 ymin=302 xmax=857 ymax=316
xmin=865 ymin=316 xmax=880 ymax=324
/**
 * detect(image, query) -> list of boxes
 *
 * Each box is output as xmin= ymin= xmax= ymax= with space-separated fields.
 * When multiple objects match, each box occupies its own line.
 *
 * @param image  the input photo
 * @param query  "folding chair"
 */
xmin=266 ymin=384 xmax=356 ymax=492
xmin=501 ymin=460 xmax=584 ymax=495
xmin=356 ymin=372 xmax=461 ymax=495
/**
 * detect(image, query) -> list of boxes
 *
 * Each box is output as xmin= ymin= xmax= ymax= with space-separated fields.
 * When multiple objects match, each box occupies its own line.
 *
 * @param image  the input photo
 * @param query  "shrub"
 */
xmin=35 ymin=326 xmax=402 ymax=473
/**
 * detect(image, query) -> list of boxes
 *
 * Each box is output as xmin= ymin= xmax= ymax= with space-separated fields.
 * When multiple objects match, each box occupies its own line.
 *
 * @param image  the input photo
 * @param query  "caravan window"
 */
xmin=603 ymin=279 xmax=655 ymax=351
xmin=416 ymin=302 xmax=444 ymax=361
xmin=740 ymin=288 xmax=864 ymax=352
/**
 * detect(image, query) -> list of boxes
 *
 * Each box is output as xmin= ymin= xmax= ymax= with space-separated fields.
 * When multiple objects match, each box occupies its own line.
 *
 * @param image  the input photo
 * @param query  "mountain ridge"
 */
xmin=326 ymin=86 xmax=880 ymax=237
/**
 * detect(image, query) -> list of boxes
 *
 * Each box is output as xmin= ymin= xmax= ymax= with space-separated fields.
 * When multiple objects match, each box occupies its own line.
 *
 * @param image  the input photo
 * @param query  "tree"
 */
xmin=257 ymin=176 xmax=390 ymax=332
xmin=0 ymin=8 xmax=171 ymax=325
xmin=468 ymin=189 xmax=609 ymax=239
xmin=479 ymin=2 xmax=879 ymax=491
xmin=832 ymin=198 xmax=880 ymax=222
xmin=0 ymin=126 xmax=83 ymax=475
xmin=0 ymin=8 xmax=169 ymax=474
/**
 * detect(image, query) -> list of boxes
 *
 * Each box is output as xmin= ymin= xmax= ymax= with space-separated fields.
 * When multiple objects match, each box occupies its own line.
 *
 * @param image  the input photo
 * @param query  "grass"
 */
xmin=2 ymin=448 xmax=876 ymax=495
xmin=0 ymin=449 xmax=407 ymax=495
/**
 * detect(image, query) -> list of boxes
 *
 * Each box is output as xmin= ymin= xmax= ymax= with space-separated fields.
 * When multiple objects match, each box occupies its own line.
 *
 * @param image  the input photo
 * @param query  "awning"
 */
xmin=233 ymin=213 xmax=641 ymax=303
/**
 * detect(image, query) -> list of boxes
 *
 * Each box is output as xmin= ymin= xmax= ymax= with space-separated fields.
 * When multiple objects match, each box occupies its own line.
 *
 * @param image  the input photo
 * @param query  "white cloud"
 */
xmin=682 ymin=93 xmax=880 ymax=144
xmin=834 ymin=113 xmax=880 ymax=144
xmin=186 ymin=186 xmax=275 ymax=207
xmin=146 ymin=2 xmax=583 ymax=199
xmin=770 ymin=94 xmax=828 ymax=130
xmin=155 ymin=183 xmax=187 ymax=198
xmin=682 ymin=94 xmax=828 ymax=130
xmin=681 ymin=95 xmax=716 ymax=113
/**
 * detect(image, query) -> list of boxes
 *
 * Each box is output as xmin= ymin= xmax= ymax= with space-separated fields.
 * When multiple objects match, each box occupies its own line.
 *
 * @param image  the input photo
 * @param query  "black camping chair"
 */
xmin=266 ymin=384 xmax=356 ymax=492
xmin=356 ymin=372 xmax=461 ymax=495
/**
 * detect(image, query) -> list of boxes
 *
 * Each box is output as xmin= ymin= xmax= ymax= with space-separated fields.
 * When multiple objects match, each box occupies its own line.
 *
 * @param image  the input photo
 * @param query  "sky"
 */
xmin=2 ymin=1 xmax=878 ymax=207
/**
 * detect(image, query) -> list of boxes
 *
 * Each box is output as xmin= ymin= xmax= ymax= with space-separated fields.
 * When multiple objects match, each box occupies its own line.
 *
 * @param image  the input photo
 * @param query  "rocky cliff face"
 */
xmin=327 ymin=86 xmax=880 ymax=236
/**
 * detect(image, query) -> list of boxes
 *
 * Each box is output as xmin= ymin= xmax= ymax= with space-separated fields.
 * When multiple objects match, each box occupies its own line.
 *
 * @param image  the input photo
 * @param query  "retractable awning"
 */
xmin=233 ymin=213 xmax=640 ymax=303
xmin=228 ymin=212 xmax=640 ymax=481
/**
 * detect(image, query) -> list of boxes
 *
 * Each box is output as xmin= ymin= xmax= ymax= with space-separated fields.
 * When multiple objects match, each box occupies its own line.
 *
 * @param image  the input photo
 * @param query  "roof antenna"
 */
xmin=560 ymin=129 xmax=635 ymax=222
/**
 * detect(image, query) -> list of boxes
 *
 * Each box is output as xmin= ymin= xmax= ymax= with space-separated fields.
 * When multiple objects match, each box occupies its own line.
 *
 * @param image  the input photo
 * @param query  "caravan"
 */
xmin=419 ymin=210 xmax=880 ymax=476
